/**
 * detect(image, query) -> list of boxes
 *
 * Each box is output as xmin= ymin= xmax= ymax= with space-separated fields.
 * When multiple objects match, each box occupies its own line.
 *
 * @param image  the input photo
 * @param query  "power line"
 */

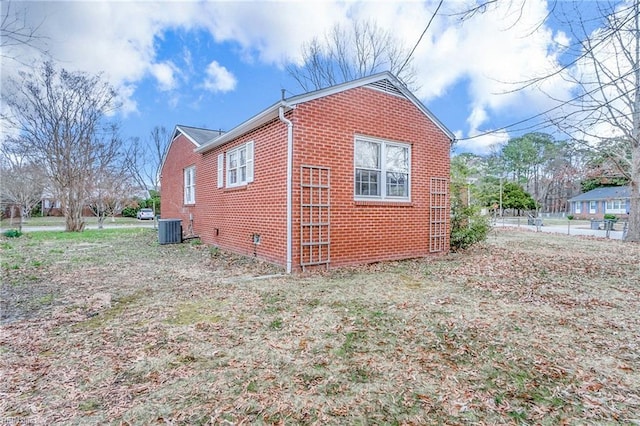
xmin=457 ymin=1 xmax=638 ymax=142
xmin=398 ymin=0 xmax=443 ymax=76
xmin=455 ymin=68 xmax=636 ymax=142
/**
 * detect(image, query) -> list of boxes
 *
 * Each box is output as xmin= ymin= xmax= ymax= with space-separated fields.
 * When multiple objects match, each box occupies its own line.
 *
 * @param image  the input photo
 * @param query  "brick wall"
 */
xmin=291 ymin=87 xmax=451 ymax=269
xmin=160 ymin=134 xmax=200 ymax=229
xmin=161 ymin=85 xmax=451 ymax=270
xmin=196 ymin=122 xmax=289 ymax=264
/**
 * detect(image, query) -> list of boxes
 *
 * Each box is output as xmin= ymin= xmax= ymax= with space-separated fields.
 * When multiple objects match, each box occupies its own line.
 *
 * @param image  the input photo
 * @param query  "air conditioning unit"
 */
xmin=158 ymin=219 xmax=182 ymax=244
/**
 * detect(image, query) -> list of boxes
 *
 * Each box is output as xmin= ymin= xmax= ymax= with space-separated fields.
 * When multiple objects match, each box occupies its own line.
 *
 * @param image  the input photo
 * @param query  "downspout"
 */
xmin=278 ymin=102 xmax=293 ymax=273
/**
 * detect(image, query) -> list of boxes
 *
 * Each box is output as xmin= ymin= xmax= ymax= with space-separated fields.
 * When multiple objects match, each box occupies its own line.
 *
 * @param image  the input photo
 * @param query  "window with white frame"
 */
xmin=575 ymin=201 xmax=581 ymax=214
xmin=589 ymin=200 xmax=597 ymax=214
xmin=184 ymin=166 xmax=195 ymax=204
xmin=226 ymin=141 xmax=254 ymax=188
xmin=354 ymin=136 xmax=410 ymax=200
xmin=605 ymin=199 xmax=625 ymax=214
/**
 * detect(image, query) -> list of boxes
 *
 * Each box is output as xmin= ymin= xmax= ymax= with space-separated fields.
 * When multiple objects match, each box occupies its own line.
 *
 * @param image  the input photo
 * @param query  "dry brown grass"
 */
xmin=1 ymin=227 xmax=639 ymax=424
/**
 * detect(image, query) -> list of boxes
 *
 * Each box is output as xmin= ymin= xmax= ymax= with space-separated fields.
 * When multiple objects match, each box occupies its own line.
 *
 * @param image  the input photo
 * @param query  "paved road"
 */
xmin=495 ymin=221 xmax=625 ymax=240
xmin=2 ymin=222 xmax=157 ymax=233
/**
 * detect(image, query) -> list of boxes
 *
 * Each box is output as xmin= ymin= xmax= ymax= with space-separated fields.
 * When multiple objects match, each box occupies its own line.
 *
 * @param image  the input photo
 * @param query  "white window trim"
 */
xmin=575 ymin=201 xmax=581 ymax=214
xmin=605 ymin=199 xmax=625 ymax=214
xmin=184 ymin=166 xmax=195 ymax=205
xmin=589 ymin=200 xmax=597 ymax=214
xmin=354 ymin=135 xmax=411 ymax=201
xmin=226 ymin=141 xmax=254 ymax=188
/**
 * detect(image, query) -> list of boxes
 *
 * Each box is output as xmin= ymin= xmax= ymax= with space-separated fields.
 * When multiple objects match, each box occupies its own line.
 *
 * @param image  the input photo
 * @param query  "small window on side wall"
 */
xmin=184 ymin=166 xmax=195 ymax=204
xmin=226 ymin=141 xmax=254 ymax=188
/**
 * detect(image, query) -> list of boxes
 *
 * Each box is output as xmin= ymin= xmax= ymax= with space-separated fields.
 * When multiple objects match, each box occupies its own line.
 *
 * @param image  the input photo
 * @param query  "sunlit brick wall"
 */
xmin=290 ymin=87 xmax=451 ymax=268
xmin=161 ymin=85 xmax=451 ymax=270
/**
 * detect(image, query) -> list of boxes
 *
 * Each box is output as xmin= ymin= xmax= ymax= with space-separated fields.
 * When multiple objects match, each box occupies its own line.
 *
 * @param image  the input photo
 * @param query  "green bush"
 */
xmin=451 ymin=215 xmax=490 ymax=251
xmin=3 ymin=229 xmax=23 ymax=238
xmin=121 ymin=206 xmax=138 ymax=218
xmin=450 ymin=191 xmax=490 ymax=252
xmin=567 ymin=214 xmax=574 ymax=220
xmin=604 ymin=213 xmax=617 ymax=220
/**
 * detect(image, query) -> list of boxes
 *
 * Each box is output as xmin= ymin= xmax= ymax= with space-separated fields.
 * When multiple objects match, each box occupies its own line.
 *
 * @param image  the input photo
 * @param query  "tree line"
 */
xmin=452 ymin=131 xmax=632 ymax=217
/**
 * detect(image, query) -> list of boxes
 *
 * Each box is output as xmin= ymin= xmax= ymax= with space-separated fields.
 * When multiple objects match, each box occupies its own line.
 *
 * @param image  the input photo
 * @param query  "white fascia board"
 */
xmin=195 ymin=71 xmax=455 ymax=153
xmin=195 ymin=102 xmax=294 ymax=154
xmin=174 ymin=125 xmax=202 ymax=147
xmin=287 ymin=72 xmax=456 ymax=142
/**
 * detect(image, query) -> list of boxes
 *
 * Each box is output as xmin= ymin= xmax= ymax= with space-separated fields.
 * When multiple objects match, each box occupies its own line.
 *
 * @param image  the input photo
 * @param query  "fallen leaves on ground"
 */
xmin=1 ymin=227 xmax=639 ymax=424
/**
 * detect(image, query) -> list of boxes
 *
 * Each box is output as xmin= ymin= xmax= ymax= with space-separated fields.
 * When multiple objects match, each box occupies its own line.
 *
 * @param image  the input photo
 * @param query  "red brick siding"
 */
xmin=161 ymin=85 xmax=451 ymax=270
xmin=290 ymin=87 xmax=451 ymax=268
xmin=196 ymin=122 xmax=288 ymax=264
xmin=160 ymin=134 xmax=200 ymax=226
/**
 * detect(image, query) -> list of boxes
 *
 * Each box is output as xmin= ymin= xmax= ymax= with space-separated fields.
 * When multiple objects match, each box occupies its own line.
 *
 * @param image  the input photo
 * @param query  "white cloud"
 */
xmin=1 ymin=0 xmax=579 ymax=140
xmin=467 ymin=106 xmax=489 ymax=133
xmin=456 ymin=129 xmax=510 ymax=156
xmin=150 ymin=62 xmax=178 ymax=92
xmin=194 ymin=2 xmax=349 ymax=66
xmin=203 ymin=61 xmax=237 ymax=93
xmin=115 ymin=84 xmax=138 ymax=116
xmin=406 ymin=0 xmax=574 ymax=134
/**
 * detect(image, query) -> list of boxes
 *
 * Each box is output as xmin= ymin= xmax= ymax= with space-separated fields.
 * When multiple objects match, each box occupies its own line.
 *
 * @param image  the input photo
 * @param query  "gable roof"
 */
xmin=173 ymin=125 xmax=224 ymax=147
xmin=569 ymin=186 xmax=630 ymax=202
xmin=159 ymin=125 xmax=225 ymax=177
xmin=195 ymin=72 xmax=455 ymax=154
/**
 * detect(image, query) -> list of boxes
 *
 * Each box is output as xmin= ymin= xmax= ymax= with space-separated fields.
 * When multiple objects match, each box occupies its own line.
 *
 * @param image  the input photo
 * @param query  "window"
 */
xmin=605 ymin=199 xmax=625 ymax=214
xmin=226 ymin=141 xmax=254 ymax=188
xmin=574 ymin=201 xmax=581 ymax=214
xmin=184 ymin=166 xmax=195 ymax=204
xmin=354 ymin=136 xmax=410 ymax=200
xmin=589 ymin=200 xmax=597 ymax=214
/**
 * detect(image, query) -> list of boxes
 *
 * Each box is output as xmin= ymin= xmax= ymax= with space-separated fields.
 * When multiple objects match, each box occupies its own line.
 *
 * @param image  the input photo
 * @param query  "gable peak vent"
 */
xmin=366 ymin=79 xmax=405 ymax=98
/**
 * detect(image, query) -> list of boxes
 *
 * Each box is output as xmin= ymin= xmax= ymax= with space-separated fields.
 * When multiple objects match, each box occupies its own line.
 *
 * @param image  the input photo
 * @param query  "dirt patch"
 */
xmin=1 ymin=228 xmax=639 ymax=424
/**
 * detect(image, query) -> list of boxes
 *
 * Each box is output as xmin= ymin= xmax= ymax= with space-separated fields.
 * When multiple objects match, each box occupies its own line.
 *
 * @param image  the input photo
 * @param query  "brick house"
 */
xmin=160 ymin=72 xmax=454 ymax=272
xmin=568 ymin=186 xmax=630 ymax=219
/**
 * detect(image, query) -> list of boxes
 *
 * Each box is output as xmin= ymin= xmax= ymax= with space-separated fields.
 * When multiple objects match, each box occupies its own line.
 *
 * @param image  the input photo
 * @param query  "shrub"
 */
xmin=604 ymin=213 xmax=617 ymax=220
xmin=450 ymin=193 xmax=490 ymax=252
xmin=567 ymin=214 xmax=574 ymax=220
xmin=3 ymin=229 xmax=23 ymax=238
xmin=450 ymin=215 xmax=490 ymax=251
xmin=121 ymin=206 xmax=138 ymax=218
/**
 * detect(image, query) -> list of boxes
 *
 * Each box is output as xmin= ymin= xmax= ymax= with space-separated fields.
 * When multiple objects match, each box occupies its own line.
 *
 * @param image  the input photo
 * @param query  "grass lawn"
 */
xmin=1 ymin=228 xmax=639 ymax=424
xmin=1 ymin=216 xmax=147 ymax=229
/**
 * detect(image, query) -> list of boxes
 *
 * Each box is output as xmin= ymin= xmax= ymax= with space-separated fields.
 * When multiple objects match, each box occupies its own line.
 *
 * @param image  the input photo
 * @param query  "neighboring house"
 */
xmin=41 ymin=197 xmax=63 ymax=216
xmin=568 ymin=186 xmax=630 ymax=219
xmin=160 ymin=72 xmax=454 ymax=272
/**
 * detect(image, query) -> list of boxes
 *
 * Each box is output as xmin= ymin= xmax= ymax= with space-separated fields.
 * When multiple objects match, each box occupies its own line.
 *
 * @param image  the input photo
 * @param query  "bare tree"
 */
xmin=460 ymin=0 xmax=640 ymax=241
xmin=287 ymin=20 xmax=417 ymax=91
xmin=87 ymin=169 xmax=134 ymax=229
xmin=124 ymin=125 xmax=169 ymax=193
xmin=4 ymin=61 xmax=122 ymax=232
xmin=545 ymin=0 xmax=640 ymax=241
xmin=0 ymin=140 xmax=46 ymax=230
xmin=1 ymin=0 xmax=49 ymax=64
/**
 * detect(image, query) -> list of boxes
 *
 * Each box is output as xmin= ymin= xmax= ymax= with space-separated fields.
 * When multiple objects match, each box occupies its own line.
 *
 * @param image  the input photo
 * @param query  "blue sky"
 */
xmin=1 ymin=0 xmax=613 ymax=155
